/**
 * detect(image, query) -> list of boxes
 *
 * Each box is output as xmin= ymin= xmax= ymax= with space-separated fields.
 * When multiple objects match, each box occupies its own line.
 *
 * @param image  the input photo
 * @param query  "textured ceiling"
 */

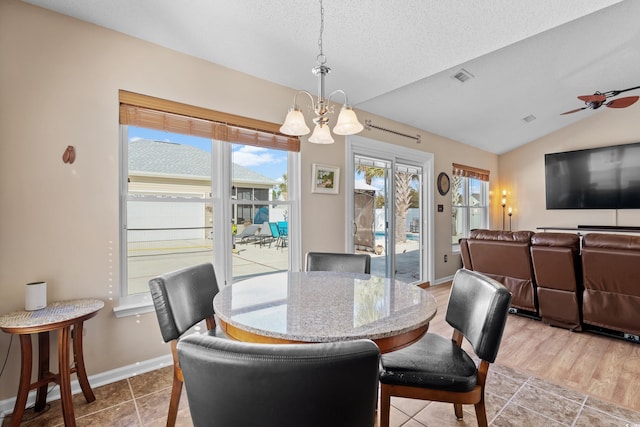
xmin=22 ymin=0 xmax=640 ymax=154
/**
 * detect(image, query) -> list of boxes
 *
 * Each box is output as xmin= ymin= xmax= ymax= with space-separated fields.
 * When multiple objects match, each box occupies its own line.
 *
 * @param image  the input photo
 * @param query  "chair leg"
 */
xmin=454 ymin=403 xmax=463 ymax=420
xmin=379 ymin=385 xmax=392 ymax=427
xmin=166 ymin=366 xmax=183 ymax=427
xmin=474 ymin=399 xmax=488 ymax=427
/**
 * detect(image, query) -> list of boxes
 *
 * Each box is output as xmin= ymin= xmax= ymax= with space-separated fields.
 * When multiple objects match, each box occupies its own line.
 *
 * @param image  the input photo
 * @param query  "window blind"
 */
xmin=452 ymin=163 xmax=490 ymax=182
xmin=119 ymin=90 xmax=300 ymax=152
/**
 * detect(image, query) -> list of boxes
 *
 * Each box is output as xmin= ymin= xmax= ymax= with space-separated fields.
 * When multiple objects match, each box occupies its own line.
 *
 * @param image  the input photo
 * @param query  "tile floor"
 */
xmin=3 ymin=363 xmax=640 ymax=426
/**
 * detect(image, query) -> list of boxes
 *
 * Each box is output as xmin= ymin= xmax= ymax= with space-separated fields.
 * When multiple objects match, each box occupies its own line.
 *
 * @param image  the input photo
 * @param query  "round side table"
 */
xmin=0 ymin=299 xmax=104 ymax=427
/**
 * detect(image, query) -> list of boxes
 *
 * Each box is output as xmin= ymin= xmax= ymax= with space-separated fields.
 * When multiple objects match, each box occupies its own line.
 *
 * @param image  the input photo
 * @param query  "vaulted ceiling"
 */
xmin=22 ymin=0 xmax=640 ymax=154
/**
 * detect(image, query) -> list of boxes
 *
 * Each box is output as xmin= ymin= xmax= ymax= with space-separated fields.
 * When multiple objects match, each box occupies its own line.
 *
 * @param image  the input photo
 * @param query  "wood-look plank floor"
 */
xmin=424 ymin=282 xmax=640 ymax=413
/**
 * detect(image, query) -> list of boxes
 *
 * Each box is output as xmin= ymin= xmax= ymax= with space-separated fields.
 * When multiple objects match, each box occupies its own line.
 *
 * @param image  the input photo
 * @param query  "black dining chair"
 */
xmin=305 ymin=251 xmax=371 ymax=274
xmin=378 ymin=268 xmax=512 ymax=427
xmin=148 ymin=263 xmax=226 ymax=427
xmin=177 ymin=334 xmax=381 ymax=427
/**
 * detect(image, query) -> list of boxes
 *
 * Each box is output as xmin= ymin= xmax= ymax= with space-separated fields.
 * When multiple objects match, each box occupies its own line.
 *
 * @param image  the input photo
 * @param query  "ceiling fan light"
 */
xmin=308 ymin=123 xmax=335 ymax=144
xmin=280 ymin=107 xmax=310 ymax=136
xmin=333 ymin=105 xmax=364 ymax=135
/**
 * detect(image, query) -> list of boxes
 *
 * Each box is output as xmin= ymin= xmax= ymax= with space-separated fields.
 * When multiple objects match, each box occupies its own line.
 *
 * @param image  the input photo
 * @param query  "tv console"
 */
xmin=578 ymin=225 xmax=640 ymax=231
xmin=537 ymin=226 xmax=640 ymax=234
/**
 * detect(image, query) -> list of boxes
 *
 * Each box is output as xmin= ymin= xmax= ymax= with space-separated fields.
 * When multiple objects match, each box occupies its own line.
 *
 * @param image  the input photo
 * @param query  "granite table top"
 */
xmin=213 ymin=271 xmax=437 ymax=344
xmin=0 ymin=299 xmax=104 ymax=333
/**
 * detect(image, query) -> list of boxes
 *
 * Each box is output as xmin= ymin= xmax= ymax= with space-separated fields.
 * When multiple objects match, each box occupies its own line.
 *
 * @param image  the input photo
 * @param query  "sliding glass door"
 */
xmin=348 ymin=136 xmax=433 ymax=284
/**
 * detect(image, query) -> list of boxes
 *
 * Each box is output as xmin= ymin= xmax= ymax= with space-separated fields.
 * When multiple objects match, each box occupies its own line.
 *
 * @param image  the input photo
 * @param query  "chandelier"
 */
xmin=279 ymin=0 xmax=364 ymax=144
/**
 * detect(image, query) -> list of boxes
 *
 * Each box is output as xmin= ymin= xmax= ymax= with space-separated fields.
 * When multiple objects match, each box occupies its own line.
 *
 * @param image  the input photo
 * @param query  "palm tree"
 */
xmin=356 ymin=164 xmax=419 ymax=244
xmin=272 ymin=173 xmax=288 ymax=200
xmin=395 ymin=171 xmax=419 ymax=243
xmin=356 ymin=165 xmax=385 ymax=185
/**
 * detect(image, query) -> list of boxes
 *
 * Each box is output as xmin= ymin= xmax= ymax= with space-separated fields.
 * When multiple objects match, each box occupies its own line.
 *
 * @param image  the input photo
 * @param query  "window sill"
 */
xmin=113 ymin=293 xmax=155 ymax=318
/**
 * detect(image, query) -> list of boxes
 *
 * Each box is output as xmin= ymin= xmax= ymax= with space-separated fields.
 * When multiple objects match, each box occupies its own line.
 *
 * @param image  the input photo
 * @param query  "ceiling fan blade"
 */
xmin=560 ymin=107 xmax=588 ymax=115
xmin=578 ymin=94 xmax=607 ymax=103
xmin=606 ymin=96 xmax=639 ymax=109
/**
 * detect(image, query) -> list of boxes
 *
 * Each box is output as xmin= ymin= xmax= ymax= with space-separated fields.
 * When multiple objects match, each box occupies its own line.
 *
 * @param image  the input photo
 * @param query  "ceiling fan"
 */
xmin=560 ymin=85 xmax=640 ymax=115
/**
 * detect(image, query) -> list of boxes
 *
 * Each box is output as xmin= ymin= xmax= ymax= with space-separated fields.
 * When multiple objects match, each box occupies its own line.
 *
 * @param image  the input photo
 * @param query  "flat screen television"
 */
xmin=545 ymin=142 xmax=640 ymax=209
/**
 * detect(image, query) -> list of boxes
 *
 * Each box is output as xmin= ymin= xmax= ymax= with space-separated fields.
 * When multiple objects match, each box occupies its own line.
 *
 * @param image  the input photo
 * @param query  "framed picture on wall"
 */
xmin=312 ymin=163 xmax=340 ymax=195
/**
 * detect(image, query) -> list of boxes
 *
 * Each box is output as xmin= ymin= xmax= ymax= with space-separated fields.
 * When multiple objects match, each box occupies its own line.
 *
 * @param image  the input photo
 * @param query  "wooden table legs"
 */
xmin=73 ymin=322 xmax=96 ymax=403
xmin=35 ymin=331 xmax=49 ymax=411
xmin=9 ymin=322 xmax=96 ymax=427
xmin=12 ymin=335 xmax=33 ymax=427
xmin=58 ymin=325 xmax=74 ymax=426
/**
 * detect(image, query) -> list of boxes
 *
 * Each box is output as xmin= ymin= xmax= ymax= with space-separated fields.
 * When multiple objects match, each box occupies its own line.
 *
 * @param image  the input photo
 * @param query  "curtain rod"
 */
xmin=364 ymin=120 xmax=421 ymax=144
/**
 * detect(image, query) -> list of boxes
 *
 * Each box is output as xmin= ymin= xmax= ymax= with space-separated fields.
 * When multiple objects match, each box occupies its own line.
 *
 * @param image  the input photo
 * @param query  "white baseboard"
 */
xmin=0 ymin=354 xmax=172 ymax=419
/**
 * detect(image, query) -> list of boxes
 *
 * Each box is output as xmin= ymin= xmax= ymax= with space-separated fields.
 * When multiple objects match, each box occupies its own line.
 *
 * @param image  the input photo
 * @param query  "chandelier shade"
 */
xmin=280 ymin=107 xmax=310 ymax=136
xmin=333 ymin=105 xmax=364 ymax=135
xmin=279 ymin=0 xmax=363 ymax=144
xmin=308 ymin=124 xmax=334 ymax=144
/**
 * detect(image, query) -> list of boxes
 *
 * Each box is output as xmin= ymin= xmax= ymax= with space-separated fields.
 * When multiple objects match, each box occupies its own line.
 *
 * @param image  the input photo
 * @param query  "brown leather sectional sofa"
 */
xmin=460 ymin=229 xmax=640 ymax=341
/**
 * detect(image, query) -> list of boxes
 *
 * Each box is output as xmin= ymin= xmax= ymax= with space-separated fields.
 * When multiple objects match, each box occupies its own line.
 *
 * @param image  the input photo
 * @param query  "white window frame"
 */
xmin=115 ymin=126 xmax=301 ymax=317
xmin=451 ymin=175 xmax=489 ymax=251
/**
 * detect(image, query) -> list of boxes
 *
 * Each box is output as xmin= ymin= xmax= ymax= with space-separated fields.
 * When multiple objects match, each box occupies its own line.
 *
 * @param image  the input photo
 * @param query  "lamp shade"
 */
xmin=333 ymin=105 xmax=364 ymax=135
xmin=280 ymin=107 xmax=310 ymax=136
xmin=308 ymin=124 xmax=335 ymax=144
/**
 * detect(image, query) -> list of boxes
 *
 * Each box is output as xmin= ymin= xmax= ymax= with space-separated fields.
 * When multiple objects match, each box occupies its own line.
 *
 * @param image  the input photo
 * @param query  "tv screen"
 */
xmin=545 ymin=142 xmax=640 ymax=209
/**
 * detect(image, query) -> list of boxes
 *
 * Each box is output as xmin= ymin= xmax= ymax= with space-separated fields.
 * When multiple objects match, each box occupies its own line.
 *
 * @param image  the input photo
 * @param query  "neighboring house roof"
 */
xmin=128 ymin=139 xmax=278 ymax=186
xmin=355 ymin=180 xmax=379 ymax=191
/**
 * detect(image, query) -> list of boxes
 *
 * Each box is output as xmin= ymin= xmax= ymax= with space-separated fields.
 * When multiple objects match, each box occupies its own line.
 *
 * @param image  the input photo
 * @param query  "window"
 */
xmin=119 ymin=91 xmax=300 ymax=298
xmin=451 ymin=163 xmax=489 ymax=246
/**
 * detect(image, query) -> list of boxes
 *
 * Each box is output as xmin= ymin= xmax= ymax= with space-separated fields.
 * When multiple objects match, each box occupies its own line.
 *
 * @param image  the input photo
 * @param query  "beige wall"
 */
xmin=499 ymin=106 xmax=640 ymax=232
xmin=0 ymin=0 xmax=498 ymax=400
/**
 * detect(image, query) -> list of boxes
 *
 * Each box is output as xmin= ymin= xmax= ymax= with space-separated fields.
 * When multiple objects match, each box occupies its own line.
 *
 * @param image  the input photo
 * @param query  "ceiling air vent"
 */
xmin=522 ymin=114 xmax=537 ymax=123
xmin=451 ymin=69 xmax=474 ymax=83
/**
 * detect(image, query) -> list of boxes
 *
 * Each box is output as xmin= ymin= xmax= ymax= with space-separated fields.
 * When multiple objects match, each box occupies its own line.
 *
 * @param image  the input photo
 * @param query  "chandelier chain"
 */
xmin=317 ymin=0 xmax=326 ymax=65
xmin=279 ymin=0 xmax=363 ymax=142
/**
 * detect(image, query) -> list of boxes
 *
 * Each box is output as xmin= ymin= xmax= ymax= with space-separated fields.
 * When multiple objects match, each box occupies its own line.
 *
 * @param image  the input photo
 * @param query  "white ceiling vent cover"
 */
xmin=451 ymin=69 xmax=474 ymax=83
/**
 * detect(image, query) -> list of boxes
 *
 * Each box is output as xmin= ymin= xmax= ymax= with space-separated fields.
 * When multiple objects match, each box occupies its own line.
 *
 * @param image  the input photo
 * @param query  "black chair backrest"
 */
xmin=445 ymin=269 xmax=512 ymax=363
xmin=149 ymin=263 xmax=219 ymax=342
xmin=177 ymin=335 xmax=380 ymax=427
xmin=306 ymin=252 xmax=371 ymax=274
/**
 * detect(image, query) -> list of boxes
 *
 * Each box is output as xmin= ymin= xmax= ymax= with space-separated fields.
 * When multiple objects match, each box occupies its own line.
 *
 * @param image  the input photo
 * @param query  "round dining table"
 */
xmin=213 ymin=271 xmax=438 ymax=353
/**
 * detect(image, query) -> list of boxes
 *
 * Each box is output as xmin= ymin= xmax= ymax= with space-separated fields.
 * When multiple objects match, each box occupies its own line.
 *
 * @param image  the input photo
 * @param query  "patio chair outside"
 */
xmin=269 ymin=222 xmax=287 ymax=249
xmin=236 ymin=224 xmax=260 ymax=244
xmin=254 ymin=223 xmax=274 ymax=247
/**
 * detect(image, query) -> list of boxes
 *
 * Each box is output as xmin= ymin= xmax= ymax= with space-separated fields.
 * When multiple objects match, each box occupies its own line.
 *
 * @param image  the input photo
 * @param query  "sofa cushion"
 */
xmin=531 ymin=232 xmax=580 ymax=250
xmin=470 ymin=229 xmax=534 ymax=243
xmin=582 ymin=233 xmax=640 ymax=250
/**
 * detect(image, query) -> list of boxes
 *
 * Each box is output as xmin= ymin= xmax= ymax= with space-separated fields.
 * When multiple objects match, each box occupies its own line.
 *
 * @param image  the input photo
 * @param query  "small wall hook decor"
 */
xmin=62 ymin=146 xmax=76 ymax=164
